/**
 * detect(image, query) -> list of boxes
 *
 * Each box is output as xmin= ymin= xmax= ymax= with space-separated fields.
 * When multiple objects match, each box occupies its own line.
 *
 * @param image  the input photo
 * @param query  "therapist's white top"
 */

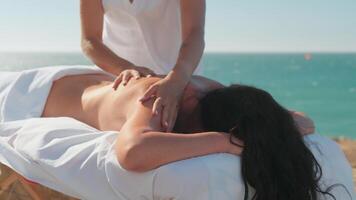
xmin=102 ymin=0 xmax=201 ymax=74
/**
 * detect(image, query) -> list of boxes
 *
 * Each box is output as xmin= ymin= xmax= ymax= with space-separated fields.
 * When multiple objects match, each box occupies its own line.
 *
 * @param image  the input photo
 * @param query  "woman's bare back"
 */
xmin=42 ymin=73 xmax=160 ymax=131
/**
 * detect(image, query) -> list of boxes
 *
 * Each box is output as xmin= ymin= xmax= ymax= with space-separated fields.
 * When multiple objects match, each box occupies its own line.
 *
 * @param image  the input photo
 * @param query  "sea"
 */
xmin=0 ymin=52 xmax=355 ymax=139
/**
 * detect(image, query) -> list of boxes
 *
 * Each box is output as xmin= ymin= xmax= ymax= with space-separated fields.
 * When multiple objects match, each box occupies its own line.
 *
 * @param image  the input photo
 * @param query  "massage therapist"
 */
xmin=80 ymin=0 xmax=206 ymax=131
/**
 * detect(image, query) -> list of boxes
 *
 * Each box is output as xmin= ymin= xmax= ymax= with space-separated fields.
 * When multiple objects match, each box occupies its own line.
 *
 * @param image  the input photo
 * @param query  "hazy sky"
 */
xmin=0 ymin=0 xmax=355 ymax=52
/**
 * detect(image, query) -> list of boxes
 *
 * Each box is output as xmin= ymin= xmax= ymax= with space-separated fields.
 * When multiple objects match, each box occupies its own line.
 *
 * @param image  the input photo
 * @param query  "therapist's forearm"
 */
xmin=169 ymin=30 xmax=205 ymax=84
xmin=82 ymin=38 xmax=134 ymax=75
xmin=117 ymin=131 xmax=230 ymax=172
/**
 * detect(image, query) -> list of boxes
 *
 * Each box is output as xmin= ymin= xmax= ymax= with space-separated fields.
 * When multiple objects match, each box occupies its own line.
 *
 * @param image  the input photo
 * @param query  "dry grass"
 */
xmin=335 ymin=138 xmax=356 ymax=192
xmin=0 ymin=165 xmax=78 ymax=200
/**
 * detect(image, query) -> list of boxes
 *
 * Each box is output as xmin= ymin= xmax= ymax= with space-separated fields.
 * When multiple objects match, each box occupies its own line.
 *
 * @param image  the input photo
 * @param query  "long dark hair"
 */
xmin=199 ymin=85 xmax=335 ymax=200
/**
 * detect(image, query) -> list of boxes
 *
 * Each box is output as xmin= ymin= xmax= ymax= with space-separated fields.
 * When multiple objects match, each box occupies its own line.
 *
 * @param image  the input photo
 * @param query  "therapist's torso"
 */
xmin=102 ymin=0 xmax=200 ymax=74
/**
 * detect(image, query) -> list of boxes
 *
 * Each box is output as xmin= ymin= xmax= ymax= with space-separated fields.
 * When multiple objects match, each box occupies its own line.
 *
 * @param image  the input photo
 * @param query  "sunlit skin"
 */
xmin=42 ymin=74 xmax=314 ymax=172
xmin=81 ymin=0 xmax=206 ymax=132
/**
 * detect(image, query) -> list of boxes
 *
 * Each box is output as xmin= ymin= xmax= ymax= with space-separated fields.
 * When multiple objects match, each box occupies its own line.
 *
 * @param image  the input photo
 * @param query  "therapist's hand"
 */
xmin=140 ymin=74 xmax=187 ymax=132
xmin=112 ymin=66 xmax=156 ymax=89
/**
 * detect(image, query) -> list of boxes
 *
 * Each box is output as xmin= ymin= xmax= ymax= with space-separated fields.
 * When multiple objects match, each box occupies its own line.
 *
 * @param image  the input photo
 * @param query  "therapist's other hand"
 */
xmin=113 ymin=66 xmax=156 ymax=90
xmin=140 ymin=75 xmax=186 ymax=132
xmin=290 ymin=111 xmax=315 ymax=135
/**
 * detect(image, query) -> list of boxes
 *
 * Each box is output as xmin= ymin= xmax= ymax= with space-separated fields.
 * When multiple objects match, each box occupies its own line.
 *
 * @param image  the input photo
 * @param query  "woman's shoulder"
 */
xmin=122 ymin=76 xmax=162 ymax=95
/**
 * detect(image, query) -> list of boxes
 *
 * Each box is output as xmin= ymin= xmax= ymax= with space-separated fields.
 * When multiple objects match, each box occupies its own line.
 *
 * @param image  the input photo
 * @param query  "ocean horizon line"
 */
xmin=1 ymin=51 xmax=356 ymax=55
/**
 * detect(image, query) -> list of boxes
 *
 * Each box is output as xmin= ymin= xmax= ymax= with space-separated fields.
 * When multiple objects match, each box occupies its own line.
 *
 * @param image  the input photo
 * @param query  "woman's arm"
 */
xmin=116 ymin=85 xmax=240 ymax=172
xmin=117 ymin=130 xmax=231 ymax=172
xmin=80 ymin=0 xmax=134 ymax=75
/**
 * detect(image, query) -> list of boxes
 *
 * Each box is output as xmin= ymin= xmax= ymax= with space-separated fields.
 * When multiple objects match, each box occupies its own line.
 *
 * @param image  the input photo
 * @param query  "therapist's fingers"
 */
xmin=166 ymin=104 xmax=178 ymax=132
xmin=112 ymin=74 xmax=123 ymax=90
xmin=160 ymin=105 xmax=168 ymax=129
xmin=152 ymin=97 xmax=163 ymax=115
xmin=132 ymin=70 xmax=141 ymax=80
xmin=122 ymin=72 xmax=134 ymax=86
xmin=161 ymin=103 xmax=172 ymax=130
xmin=140 ymin=85 xmax=158 ymax=102
xmin=134 ymin=66 xmax=156 ymax=77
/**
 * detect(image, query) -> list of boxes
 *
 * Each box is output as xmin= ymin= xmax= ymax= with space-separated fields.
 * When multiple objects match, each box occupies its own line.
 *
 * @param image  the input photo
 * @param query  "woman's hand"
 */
xmin=140 ymin=74 xmax=187 ymax=132
xmin=222 ymin=133 xmax=244 ymax=156
xmin=112 ymin=66 xmax=156 ymax=89
xmin=290 ymin=111 xmax=315 ymax=135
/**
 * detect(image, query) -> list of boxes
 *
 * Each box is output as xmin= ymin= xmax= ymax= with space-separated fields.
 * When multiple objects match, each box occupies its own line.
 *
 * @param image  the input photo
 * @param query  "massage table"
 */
xmin=0 ymin=66 xmax=354 ymax=200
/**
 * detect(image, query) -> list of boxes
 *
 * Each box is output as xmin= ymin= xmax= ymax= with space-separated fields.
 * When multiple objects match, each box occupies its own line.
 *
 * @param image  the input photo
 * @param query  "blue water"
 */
xmin=0 ymin=52 xmax=355 ymax=139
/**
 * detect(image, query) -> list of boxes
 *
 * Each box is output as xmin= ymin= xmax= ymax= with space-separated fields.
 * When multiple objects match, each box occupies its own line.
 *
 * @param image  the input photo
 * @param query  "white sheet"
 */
xmin=1 ymin=66 xmax=107 ymax=122
xmin=0 ymin=117 xmax=354 ymax=200
xmin=0 ymin=117 xmax=242 ymax=200
xmin=0 ymin=66 xmax=355 ymax=199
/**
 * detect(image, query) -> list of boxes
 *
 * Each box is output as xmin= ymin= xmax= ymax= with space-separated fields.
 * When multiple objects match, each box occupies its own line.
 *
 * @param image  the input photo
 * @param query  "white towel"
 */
xmin=0 ymin=117 xmax=354 ymax=200
xmin=0 ymin=66 xmax=107 ymax=122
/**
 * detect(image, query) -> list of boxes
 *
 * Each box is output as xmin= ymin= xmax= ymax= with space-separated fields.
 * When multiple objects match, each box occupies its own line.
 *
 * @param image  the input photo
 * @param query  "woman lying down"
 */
xmin=34 ymin=66 xmax=351 ymax=200
xmin=0 ymin=66 xmax=354 ymax=200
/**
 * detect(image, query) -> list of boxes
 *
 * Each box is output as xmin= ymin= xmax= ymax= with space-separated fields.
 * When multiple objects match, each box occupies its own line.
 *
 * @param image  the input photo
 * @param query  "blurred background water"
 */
xmin=0 ymin=52 xmax=355 ymax=139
